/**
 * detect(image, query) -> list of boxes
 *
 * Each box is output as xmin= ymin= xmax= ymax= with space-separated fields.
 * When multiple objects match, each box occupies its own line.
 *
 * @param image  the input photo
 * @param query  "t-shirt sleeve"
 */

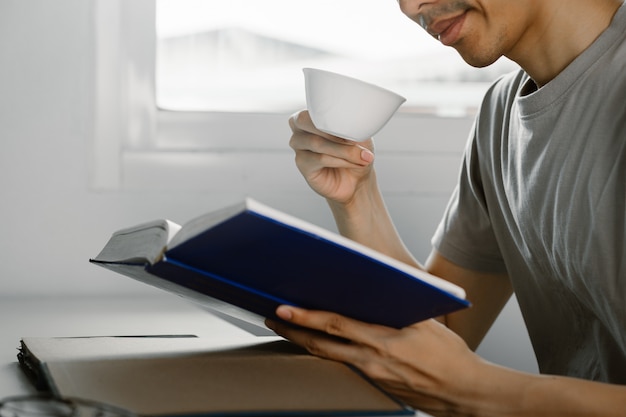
xmin=431 ymin=123 xmax=508 ymax=274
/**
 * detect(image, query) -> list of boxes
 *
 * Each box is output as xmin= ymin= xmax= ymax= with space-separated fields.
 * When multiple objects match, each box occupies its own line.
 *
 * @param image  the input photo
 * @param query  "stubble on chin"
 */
xmin=456 ymin=44 xmax=501 ymax=68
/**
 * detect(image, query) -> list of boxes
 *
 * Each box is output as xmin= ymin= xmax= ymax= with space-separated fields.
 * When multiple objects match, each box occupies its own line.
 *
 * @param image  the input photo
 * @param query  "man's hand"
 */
xmin=289 ymin=110 xmax=376 ymax=204
xmin=266 ymin=305 xmax=484 ymax=416
xmin=266 ymin=305 xmax=626 ymax=417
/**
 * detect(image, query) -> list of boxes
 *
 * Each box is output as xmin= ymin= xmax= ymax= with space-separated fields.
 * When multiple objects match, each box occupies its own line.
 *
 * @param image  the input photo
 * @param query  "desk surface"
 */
xmin=0 ymin=293 xmax=427 ymax=416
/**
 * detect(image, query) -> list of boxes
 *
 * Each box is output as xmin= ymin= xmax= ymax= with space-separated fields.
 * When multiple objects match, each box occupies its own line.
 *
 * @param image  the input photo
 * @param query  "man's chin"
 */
xmin=455 ymin=47 xmax=501 ymax=68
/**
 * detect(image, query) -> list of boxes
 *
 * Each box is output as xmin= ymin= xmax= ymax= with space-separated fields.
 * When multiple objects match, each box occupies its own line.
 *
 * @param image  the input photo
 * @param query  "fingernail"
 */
xmin=276 ymin=305 xmax=293 ymax=320
xmin=361 ymin=149 xmax=374 ymax=163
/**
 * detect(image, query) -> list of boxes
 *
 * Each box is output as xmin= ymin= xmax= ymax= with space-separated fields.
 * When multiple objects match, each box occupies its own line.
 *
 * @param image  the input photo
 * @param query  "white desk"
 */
xmin=0 ymin=294 xmax=428 ymax=416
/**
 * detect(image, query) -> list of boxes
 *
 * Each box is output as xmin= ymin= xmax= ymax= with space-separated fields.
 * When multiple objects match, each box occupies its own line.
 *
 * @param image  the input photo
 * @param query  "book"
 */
xmin=90 ymin=198 xmax=469 ymax=330
xmin=18 ymin=336 xmax=414 ymax=416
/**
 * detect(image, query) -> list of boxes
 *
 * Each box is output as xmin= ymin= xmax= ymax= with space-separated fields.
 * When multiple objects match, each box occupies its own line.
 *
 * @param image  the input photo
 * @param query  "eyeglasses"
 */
xmin=0 ymin=395 xmax=137 ymax=417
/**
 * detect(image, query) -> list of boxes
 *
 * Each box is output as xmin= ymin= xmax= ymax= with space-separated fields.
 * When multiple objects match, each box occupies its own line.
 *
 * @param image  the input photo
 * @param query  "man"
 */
xmin=266 ymin=0 xmax=626 ymax=415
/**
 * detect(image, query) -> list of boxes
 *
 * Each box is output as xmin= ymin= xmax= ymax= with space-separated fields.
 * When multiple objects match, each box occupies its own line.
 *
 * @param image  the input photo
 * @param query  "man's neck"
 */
xmin=509 ymin=0 xmax=623 ymax=87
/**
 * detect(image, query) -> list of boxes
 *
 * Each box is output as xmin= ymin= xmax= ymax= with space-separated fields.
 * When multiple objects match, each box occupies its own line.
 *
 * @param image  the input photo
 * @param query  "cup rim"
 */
xmin=303 ymin=67 xmax=406 ymax=102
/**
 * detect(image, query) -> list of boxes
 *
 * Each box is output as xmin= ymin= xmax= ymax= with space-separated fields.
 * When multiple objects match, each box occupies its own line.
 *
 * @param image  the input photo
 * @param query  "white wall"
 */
xmin=0 ymin=0 xmax=537 ymax=373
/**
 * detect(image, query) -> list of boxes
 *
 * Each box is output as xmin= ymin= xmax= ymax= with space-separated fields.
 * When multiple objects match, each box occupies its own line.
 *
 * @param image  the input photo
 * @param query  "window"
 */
xmin=156 ymin=0 xmax=517 ymax=115
xmin=91 ymin=0 xmax=513 ymax=190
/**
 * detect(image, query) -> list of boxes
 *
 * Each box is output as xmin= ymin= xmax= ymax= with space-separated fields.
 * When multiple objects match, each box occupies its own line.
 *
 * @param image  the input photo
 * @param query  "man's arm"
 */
xmin=326 ymin=170 xmax=423 ymax=267
xmin=289 ymin=109 xmax=513 ymax=349
xmin=327 ymin=176 xmax=513 ymax=350
xmin=320 ymin=156 xmax=512 ymax=350
xmin=426 ymin=250 xmax=512 ymax=350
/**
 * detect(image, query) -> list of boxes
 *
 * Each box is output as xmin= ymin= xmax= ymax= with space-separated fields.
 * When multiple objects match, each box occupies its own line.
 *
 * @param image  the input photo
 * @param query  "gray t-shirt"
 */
xmin=432 ymin=3 xmax=626 ymax=382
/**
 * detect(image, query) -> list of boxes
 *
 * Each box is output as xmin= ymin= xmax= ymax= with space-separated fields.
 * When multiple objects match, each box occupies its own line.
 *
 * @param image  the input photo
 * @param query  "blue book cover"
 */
xmin=91 ymin=198 xmax=469 ymax=330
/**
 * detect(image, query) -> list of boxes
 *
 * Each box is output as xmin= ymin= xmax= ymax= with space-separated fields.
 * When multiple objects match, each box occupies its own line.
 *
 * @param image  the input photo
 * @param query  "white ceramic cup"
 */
xmin=303 ymin=68 xmax=406 ymax=141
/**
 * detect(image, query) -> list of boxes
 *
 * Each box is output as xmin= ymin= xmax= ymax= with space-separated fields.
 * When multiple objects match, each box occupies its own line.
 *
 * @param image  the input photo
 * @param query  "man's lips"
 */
xmin=426 ymin=12 xmax=467 ymax=45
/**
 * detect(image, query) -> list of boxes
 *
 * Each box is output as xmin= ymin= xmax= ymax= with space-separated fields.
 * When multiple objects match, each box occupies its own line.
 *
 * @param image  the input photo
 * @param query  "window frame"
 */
xmin=90 ymin=0 xmax=474 ymax=191
xmin=91 ymin=0 xmax=298 ymax=189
